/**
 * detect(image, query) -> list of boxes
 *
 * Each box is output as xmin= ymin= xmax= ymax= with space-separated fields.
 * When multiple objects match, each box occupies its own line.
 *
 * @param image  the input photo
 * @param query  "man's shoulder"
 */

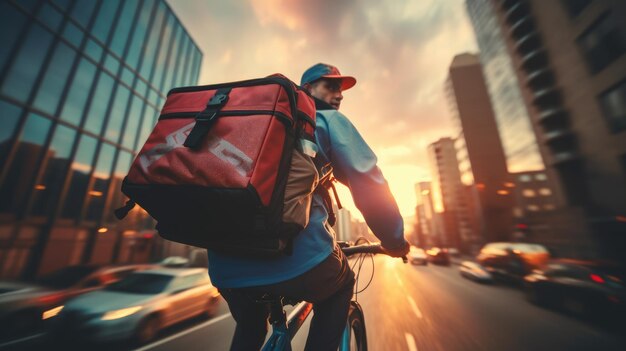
xmin=316 ymin=108 xmax=349 ymax=125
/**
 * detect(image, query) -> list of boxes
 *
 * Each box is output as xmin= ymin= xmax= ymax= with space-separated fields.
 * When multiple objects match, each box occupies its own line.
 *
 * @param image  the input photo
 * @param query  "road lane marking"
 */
xmin=0 ymin=333 xmax=44 ymax=349
xmin=405 ymin=333 xmax=418 ymax=351
xmin=134 ymin=312 xmax=232 ymax=351
xmin=407 ymin=296 xmax=423 ymax=319
xmin=395 ymin=272 xmax=405 ymax=287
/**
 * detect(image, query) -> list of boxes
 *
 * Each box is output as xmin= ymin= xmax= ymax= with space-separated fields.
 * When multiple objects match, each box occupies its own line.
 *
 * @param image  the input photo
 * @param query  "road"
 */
xmin=7 ymin=256 xmax=625 ymax=351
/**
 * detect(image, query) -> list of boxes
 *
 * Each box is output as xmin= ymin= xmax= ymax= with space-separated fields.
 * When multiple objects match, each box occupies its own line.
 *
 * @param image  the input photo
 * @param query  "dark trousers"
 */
xmin=219 ymin=247 xmax=355 ymax=351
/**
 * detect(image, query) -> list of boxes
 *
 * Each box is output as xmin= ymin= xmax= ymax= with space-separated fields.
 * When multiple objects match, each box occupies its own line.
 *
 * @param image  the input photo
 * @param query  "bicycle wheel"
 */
xmin=340 ymin=301 xmax=368 ymax=351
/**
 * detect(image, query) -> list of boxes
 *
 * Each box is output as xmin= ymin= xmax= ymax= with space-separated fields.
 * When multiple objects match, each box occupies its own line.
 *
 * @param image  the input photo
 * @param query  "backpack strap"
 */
xmin=114 ymin=199 xmax=136 ymax=220
xmin=314 ymin=165 xmax=342 ymax=227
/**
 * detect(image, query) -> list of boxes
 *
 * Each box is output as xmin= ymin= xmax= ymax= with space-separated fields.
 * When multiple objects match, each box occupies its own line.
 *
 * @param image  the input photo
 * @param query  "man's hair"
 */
xmin=307 ymin=78 xmax=342 ymax=91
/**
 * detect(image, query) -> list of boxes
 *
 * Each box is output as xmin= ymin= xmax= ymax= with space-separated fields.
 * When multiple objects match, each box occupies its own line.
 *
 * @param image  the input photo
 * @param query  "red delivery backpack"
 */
xmin=115 ymin=75 xmax=320 ymax=257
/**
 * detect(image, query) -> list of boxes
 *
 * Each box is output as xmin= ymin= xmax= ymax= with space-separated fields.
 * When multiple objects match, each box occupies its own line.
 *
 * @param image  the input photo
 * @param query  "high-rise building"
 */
xmin=414 ymin=182 xmax=435 ymax=248
xmin=427 ymin=137 xmax=468 ymax=249
xmin=489 ymin=0 xmax=626 ymax=261
xmin=0 ymin=0 xmax=202 ymax=278
xmin=465 ymin=0 xmax=563 ymax=244
xmin=446 ymin=53 xmax=514 ymax=245
xmin=466 ymin=0 xmax=545 ymax=173
xmin=510 ymin=170 xmax=558 ymax=239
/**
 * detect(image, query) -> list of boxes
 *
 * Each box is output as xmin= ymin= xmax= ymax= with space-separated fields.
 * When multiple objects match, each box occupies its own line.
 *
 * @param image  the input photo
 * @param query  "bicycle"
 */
xmin=259 ymin=240 xmax=406 ymax=351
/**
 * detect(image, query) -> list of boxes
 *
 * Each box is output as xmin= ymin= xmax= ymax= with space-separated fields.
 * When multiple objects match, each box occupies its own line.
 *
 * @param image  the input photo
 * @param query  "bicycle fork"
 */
xmin=262 ymin=299 xmax=313 ymax=351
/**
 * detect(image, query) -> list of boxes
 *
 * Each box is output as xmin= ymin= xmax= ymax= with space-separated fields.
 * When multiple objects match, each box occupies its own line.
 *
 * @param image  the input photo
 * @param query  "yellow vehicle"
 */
xmin=477 ymin=242 xmax=550 ymax=281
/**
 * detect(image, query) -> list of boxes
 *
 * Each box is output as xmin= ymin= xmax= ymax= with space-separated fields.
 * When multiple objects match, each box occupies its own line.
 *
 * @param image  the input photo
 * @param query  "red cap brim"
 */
xmin=321 ymin=75 xmax=357 ymax=90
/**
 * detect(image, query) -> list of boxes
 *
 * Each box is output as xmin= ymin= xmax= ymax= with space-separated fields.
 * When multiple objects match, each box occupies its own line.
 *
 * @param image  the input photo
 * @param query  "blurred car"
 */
xmin=159 ymin=250 xmax=208 ymax=268
xmin=49 ymin=268 xmax=220 ymax=345
xmin=0 ymin=264 xmax=154 ymax=341
xmin=524 ymin=259 xmax=625 ymax=320
xmin=459 ymin=261 xmax=493 ymax=283
xmin=477 ymin=242 xmax=550 ymax=282
xmin=446 ymin=248 xmax=460 ymax=257
xmin=426 ymin=247 xmax=450 ymax=265
xmin=159 ymin=256 xmax=190 ymax=268
xmin=408 ymin=247 xmax=428 ymax=265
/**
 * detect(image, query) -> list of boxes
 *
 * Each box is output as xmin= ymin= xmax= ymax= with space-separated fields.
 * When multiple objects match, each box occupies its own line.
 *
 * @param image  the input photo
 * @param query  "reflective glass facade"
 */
xmin=466 ymin=0 xmax=544 ymax=173
xmin=0 ymin=0 xmax=202 ymax=278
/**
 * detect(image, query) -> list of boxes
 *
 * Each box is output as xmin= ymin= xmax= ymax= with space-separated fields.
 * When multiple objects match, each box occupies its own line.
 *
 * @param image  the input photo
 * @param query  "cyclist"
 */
xmin=207 ymin=63 xmax=410 ymax=351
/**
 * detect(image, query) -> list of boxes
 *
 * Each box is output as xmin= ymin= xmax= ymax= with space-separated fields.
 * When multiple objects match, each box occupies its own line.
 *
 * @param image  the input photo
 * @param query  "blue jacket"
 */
xmin=207 ymin=99 xmax=405 ymax=288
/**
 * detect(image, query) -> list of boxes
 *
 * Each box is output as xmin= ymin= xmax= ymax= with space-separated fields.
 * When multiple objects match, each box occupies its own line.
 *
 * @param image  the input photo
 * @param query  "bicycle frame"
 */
xmin=261 ymin=299 xmax=363 ymax=351
xmin=261 ymin=299 xmax=313 ymax=351
xmin=260 ymin=242 xmax=392 ymax=351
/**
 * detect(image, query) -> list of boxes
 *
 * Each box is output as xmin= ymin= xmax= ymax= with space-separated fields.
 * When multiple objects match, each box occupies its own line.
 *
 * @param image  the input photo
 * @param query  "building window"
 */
xmin=0 ymin=2 xmax=28 ymax=73
xmin=561 ymin=0 xmax=592 ymax=18
xmin=104 ymin=86 xmax=131 ymax=142
xmin=84 ymin=38 xmax=104 ymax=62
xmin=84 ymin=72 xmax=115 ymax=134
xmin=539 ymin=188 xmax=552 ymax=196
xmin=122 ymin=95 xmax=144 ymax=149
xmin=518 ymin=174 xmax=532 ymax=182
xmin=534 ymin=173 xmax=547 ymax=181
xmin=51 ymin=0 xmax=72 ymax=13
xmin=61 ymin=135 xmax=97 ymax=219
xmin=105 ymin=151 xmax=132 ymax=222
xmin=599 ymin=80 xmax=626 ymax=133
xmin=30 ymin=125 xmax=77 ymax=217
xmin=577 ymin=13 xmax=626 ymax=74
xmin=90 ymin=0 xmax=121 ymax=44
xmin=85 ymin=143 xmax=115 ymax=221
xmin=32 ymin=43 xmax=77 ymax=116
xmin=0 ymin=100 xmax=22 ymax=169
xmin=60 ymin=58 xmax=97 ymax=126
xmin=61 ymin=22 xmax=84 ymax=48
xmin=138 ymin=1 xmax=167 ymax=80
xmin=0 ymin=24 xmax=54 ymax=103
xmin=0 ymin=113 xmax=52 ymax=214
xmin=544 ymin=204 xmax=556 ymax=211
xmin=527 ymin=205 xmax=540 ymax=212
xmin=36 ymin=3 xmax=64 ymax=32
xmin=522 ymin=189 xmax=536 ymax=197
xmin=103 ymin=54 xmax=121 ymax=76
xmin=70 ymin=0 xmax=98 ymax=29
xmin=120 ymin=67 xmax=134 ymax=87
xmin=137 ymin=106 xmax=157 ymax=150
xmin=109 ymin=0 xmax=140 ymax=57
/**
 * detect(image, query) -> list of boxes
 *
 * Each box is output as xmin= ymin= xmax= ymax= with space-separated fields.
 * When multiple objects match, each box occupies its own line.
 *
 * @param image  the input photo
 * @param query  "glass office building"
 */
xmin=466 ymin=0 xmax=544 ymax=173
xmin=0 ymin=0 xmax=202 ymax=278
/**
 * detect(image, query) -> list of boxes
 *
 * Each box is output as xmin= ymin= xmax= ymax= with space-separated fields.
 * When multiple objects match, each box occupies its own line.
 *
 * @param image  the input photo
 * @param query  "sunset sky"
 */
xmin=167 ymin=0 xmax=479 ymax=222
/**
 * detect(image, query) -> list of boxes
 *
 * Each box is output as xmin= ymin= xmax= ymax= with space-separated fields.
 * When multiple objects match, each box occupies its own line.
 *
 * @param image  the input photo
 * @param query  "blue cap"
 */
xmin=300 ymin=63 xmax=356 ymax=90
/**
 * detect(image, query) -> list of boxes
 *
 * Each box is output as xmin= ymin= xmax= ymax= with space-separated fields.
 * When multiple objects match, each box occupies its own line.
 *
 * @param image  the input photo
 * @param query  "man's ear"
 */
xmin=302 ymin=83 xmax=312 ymax=93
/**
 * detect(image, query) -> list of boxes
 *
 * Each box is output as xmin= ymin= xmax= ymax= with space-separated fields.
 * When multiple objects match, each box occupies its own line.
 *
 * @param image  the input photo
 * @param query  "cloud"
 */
xmin=166 ymin=0 xmax=478 ymax=216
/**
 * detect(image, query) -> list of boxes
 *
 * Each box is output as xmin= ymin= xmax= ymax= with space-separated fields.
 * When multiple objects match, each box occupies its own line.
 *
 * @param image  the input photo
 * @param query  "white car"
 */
xmin=0 ymin=264 xmax=155 ymax=341
xmin=459 ymin=261 xmax=493 ymax=283
xmin=49 ymin=268 xmax=220 ymax=345
xmin=408 ymin=247 xmax=428 ymax=265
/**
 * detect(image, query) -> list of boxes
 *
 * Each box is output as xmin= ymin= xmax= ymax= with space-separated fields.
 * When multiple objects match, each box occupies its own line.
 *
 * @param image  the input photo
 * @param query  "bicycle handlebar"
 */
xmin=340 ymin=242 xmax=407 ymax=263
xmin=341 ymin=243 xmax=385 ymax=257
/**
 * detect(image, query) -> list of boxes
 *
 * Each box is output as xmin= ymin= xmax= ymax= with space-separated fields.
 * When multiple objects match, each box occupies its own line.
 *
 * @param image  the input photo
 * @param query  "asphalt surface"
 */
xmin=6 ymin=256 xmax=625 ymax=351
